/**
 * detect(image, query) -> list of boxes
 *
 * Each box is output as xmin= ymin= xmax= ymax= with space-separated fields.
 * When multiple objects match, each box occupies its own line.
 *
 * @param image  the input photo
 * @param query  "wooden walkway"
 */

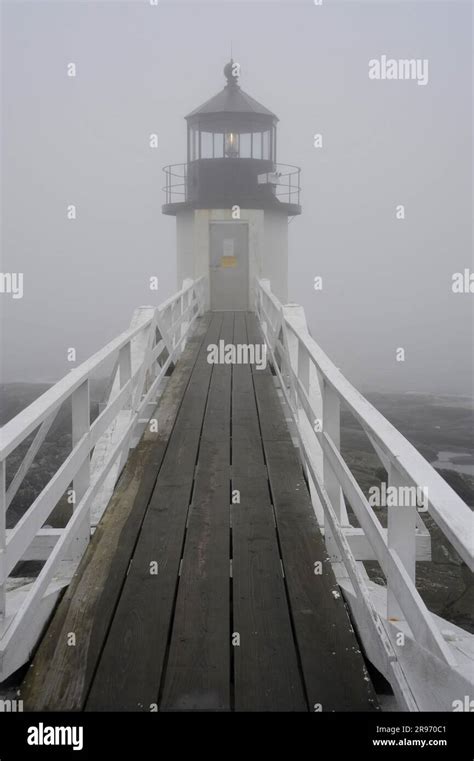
xmin=23 ymin=312 xmax=378 ymax=712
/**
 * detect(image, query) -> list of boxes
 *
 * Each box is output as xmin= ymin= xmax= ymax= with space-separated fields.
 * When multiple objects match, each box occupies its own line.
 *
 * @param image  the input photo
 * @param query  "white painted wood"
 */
xmin=336 ymin=577 xmax=418 ymax=711
xmin=0 ymin=462 xmax=5 ymax=617
xmin=5 ymin=410 xmax=58 ymax=509
xmin=0 ymin=411 xmax=139 ymax=666
xmin=5 ymin=434 xmax=91 ymax=576
xmin=70 ymin=380 xmax=91 ymax=561
xmin=5 ymin=529 xmax=62 ymax=562
xmin=322 ymin=431 xmax=455 ymax=665
xmin=89 ymin=281 xmax=203 ymax=520
xmin=297 ymin=409 xmax=325 ymax=526
xmin=258 ymin=279 xmax=473 ymax=571
xmin=0 ymin=321 xmax=153 ymax=461
xmin=0 ymin=278 xmax=205 ymax=463
xmin=181 ymin=278 xmax=193 ymax=340
xmin=343 ymin=527 xmax=431 ymax=562
xmin=119 ymin=342 xmax=132 ymax=393
xmin=0 ymin=572 xmax=70 ymax=678
xmin=322 ymin=382 xmax=349 ymax=560
xmin=300 ymin=444 xmax=398 ymax=680
xmin=387 ymin=466 xmax=417 ymax=621
xmin=89 ymin=380 xmax=133 ymax=446
xmin=344 ymin=578 xmax=474 ymax=710
xmin=89 ymin=411 xmax=131 ymax=527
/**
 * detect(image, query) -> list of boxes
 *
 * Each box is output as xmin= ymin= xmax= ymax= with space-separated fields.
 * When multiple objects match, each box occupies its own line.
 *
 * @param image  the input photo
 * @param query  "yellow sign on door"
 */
xmin=221 ymin=256 xmax=237 ymax=268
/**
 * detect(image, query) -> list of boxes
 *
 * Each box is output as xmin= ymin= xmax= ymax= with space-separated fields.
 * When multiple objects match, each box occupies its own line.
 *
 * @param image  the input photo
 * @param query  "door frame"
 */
xmin=209 ymin=221 xmax=249 ymax=311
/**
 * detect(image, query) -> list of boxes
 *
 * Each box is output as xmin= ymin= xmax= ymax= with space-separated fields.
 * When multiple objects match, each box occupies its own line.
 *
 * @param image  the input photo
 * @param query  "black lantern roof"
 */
xmin=186 ymin=60 xmax=278 ymax=122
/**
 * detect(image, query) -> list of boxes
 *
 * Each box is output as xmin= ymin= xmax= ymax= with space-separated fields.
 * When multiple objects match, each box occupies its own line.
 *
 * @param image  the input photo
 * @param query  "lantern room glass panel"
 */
xmin=262 ymin=130 xmax=270 ymax=160
xmin=252 ymin=132 xmax=262 ymax=159
xmin=213 ymin=132 xmax=224 ymax=158
xmin=201 ymin=132 xmax=213 ymax=158
xmin=240 ymin=133 xmax=251 ymax=158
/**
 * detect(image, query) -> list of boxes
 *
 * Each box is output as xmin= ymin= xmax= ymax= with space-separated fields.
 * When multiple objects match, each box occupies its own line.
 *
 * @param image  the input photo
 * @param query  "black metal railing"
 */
xmin=264 ymin=164 xmax=301 ymax=207
xmin=162 ymin=162 xmax=301 ymax=207
xmin=163 ymin=163 xmax=188 ymax=205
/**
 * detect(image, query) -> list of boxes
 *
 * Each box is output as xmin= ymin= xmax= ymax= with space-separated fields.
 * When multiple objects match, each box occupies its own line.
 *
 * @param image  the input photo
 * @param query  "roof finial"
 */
xmin=224 ymin=55 xmax=239 ymax=87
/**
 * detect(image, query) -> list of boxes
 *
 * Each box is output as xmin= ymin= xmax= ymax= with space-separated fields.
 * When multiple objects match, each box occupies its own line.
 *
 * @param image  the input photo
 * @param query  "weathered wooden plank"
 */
xmin=21 ymin=315 xmax=213 ymax=711
xmin=246 ymin=313 xmax=378 ymax=712
xmin=159 ymin=442 xmax=230 ymax=711
xmin=85 ymin=315 xmax=223 ymax=711
xmin=231 ymin=312 xmax=307 ymax=712
xmin=160 ymin=312 xmax=233 ymax=711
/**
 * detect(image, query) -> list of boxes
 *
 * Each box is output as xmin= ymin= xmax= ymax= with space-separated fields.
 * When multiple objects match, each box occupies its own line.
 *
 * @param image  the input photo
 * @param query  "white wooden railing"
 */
xmin=255 ymin=277 xmax=473 ymax=711
xmin=0 ymin=277 xmax=207 ymax=679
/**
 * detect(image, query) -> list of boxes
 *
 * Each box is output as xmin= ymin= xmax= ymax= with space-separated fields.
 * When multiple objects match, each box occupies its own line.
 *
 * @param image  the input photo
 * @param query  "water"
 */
xmin=431 ymin=450 xmax=474 ymax=477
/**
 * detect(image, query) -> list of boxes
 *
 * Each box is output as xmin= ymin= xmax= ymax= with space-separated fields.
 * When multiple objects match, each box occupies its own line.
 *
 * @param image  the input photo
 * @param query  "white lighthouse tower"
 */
xmin=162 ymin=61 xmax=301 ymax=309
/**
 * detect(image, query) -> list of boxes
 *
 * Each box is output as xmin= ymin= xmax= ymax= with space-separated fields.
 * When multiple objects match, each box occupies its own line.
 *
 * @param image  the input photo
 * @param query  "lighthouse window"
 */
xmin=240 ymin=133 xmax=251 ymax=158
xmin=213 ymin=132 xmax=224 ymax=158
xmin=252 ymin=132 xmax=262 ymax=159
xmin=224 ymin=132 xmax=239 ymax=158
xmin=262 ymin=130 xmax=270 ymax=160
xmin=201 ymin=131 xmax=213 ymax=158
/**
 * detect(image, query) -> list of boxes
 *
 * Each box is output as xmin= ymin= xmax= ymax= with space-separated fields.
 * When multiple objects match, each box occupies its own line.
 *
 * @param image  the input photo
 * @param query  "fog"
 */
xmin=1 ymin=0 xmax=472 ymax=396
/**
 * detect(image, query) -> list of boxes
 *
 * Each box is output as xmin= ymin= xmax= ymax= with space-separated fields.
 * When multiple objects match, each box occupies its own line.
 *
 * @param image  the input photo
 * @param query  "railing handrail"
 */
xmin=287 ymin=319 xmax=473 ymax=568
xmin=0 ymin=277 xmax=204 ymax=461
xmin=162 ymin=162 xmax=301 ymax=205
xmin=0 ymin=321 xmax=151 ymax=461
xmin=0 ymin=276 xmax=208 ymax=679
xmin=256 ymin=277 xmax=473 ymax=569
xmin=157 ymin=275 xmax=204 ymax=314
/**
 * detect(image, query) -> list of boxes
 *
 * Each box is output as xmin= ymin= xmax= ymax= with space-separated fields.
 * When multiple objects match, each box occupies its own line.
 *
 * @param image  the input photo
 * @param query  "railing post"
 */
xmin=171 ymin=299 xmax=180 ymax=349
xmin=297 ymin=337 xmax=310 ymax=404
xmin=119 ymin=341 xmax=132 ymax=403
xmin=281 ymin=311 xmax=298 ymax=414
xmin=259 ymin=280 xmax=271 ymax=342
xmin=199 ymin=277 xmax=209 ymax=314
xmin=0 ymin=460 xmax=6 ymax=617
xmin=387 ymin=465 xmax=417 ymax=621
xmin=181 ymin=279 xmax=193 ymax=340
xmin=69 ymin=378 xmax=91 ymax=561
xmin=180 ymin=292 xmax=185 ymax=341
xmin=196 ymin=280 xmax=202 ymax=315
xmin=322 ymin=381 xmax=346 ymax=560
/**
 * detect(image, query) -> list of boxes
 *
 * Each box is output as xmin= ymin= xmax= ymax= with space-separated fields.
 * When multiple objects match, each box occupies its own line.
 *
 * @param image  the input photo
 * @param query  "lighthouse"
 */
xmin=162 ymin=61 xmax=301 ymax=309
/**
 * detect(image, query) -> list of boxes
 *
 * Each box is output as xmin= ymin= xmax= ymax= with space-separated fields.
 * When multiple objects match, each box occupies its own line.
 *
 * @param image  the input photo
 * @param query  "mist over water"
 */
xmin=1 ymin=0 xmax=472 ymax=397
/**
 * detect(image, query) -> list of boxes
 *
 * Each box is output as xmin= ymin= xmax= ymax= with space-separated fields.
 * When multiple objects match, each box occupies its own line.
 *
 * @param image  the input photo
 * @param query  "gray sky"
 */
xmin=1 ymin=0 xmax=473 ymax=396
